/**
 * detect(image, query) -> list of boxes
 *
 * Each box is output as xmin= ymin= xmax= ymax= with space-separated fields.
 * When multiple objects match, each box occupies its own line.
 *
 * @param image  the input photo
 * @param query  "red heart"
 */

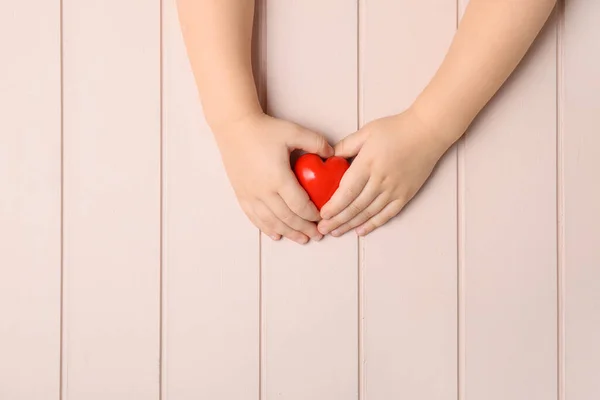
xmin=293 ymin=153 xmax=350 ymax=211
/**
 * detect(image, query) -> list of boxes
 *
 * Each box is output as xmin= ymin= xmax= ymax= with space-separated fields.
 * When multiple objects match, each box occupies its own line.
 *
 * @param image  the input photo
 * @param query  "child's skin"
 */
xmin=177 ymin=0 xmax=558 ymax=244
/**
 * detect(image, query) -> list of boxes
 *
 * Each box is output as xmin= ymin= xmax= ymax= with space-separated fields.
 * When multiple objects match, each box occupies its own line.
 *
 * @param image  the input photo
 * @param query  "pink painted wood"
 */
xmin=458 ymin=1 xmax=558 ymax=399
xmin=62 ymin=0 xmax=161 ymax=398
xmin=162 ymin=0 xmax=260 ymax=398
xmin=261 ymin=2 xmax=358 ymax=399
xmin=0 ymin=1 xmax=61 ymax=398
xmin=563 ymin=0 xmax=600 ymax=398
xmin=361 ymin=1 xmax=458 ymax=398
xmin=2 ymin=1 xmax=600 ymax=399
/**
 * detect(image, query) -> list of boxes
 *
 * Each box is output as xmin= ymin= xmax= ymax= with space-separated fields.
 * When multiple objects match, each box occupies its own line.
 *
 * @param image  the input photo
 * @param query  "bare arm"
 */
xmin=413 ymin=0 xmax=558 ymax=147
xmin=319 ymin=0 xmax=558 ymax=236
xmin=176 ymin=0 xmax=261 ymax=130
xmin=177 ymin=0 xmax=334 ymax=244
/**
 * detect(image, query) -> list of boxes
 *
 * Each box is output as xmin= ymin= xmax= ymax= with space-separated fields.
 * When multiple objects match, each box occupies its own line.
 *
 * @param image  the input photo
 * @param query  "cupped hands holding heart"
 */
xmin=215 ymin=108 xmax=450 ymax=244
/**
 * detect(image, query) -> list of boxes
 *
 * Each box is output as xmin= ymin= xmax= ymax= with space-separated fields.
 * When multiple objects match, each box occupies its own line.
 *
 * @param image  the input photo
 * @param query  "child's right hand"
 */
xmin=213 ymin=112 xmax=333 ymax=244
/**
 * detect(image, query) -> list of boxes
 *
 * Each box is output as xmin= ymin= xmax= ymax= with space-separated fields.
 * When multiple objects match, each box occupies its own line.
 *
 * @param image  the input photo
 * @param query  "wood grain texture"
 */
xmin=0 ymin=1 xmax=62 ymax=398
xmin=261 ymin=2 xmax=358 ymax=398
xmin=361 ymin=1 xmax=458 ymax=399
xmin=62 ymin=1 xmax=161 ymax=398
xmin=562 ymin=0 xmax=600 ymax=398
xmin=458 ymin=2 xmax=558 ymax=399
xmin=162 ymin=0 xmax=260 ymax=398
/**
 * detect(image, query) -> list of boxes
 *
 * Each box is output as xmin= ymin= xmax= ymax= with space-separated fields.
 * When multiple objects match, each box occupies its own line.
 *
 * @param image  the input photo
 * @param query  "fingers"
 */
xmin=325 ymin=194 xmax=389 ymax=237
xmin=287 ymin=127 xmax=334 ymax=158
xmin=320 ymin=164 xmax=369 ymax=220
xmin=317 ymin=180 xmax=380 ymax=235
xmin=253 ymin=200 xmax=310 ymax=244
xmin=247 ymin=211 xmax=281 ymax=241
xmin=356 ymin=200 xmax=404 ymax=236
xmin=278 ymin=172 xmax=321 ymax=221
xmin=266 ymin=195 xmax=323 ymax=241
xmin=334 ymin=128 xmax=370 ymax=158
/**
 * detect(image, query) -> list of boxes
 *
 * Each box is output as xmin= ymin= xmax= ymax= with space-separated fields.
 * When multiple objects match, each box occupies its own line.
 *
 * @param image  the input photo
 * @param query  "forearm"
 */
xmin=176 ymin=0 xmax=261 ymax=131
xmin=412 ymin=0 xmax=557 ymax=147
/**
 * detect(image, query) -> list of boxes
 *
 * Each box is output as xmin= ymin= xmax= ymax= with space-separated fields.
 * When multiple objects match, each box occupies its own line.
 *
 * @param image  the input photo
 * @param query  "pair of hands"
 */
xmin=214 ymin=109 xmax=449 ymax=244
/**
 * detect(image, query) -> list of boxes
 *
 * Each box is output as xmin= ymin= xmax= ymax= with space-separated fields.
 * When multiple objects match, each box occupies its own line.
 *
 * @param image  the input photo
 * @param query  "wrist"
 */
xmin=198 ymin=67 xmax=264 ymax=133
xmin=409 ymin=91 xmax=473 ymax=150
xmin=210 ymin=107 xmax=265 ymax=140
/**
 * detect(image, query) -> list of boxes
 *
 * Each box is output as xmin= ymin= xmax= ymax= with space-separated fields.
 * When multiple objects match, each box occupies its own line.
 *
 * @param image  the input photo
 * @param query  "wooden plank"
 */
xmin=261 ymin=2 xmax=358 ymax=398
xmin=361 ymin=1 xmax=458 ymax=399
xmin=562 ymin=0 xmax=600 ymax=398
xmin=458 ymin=2 xmax=558 ymax=399
xmin=62 ymin=1 xmax=161 ymax=398
xmin=161 ymin=0 xmax=260 ymax=398
xmin=0 ymin=1 xmax=61 ymax=398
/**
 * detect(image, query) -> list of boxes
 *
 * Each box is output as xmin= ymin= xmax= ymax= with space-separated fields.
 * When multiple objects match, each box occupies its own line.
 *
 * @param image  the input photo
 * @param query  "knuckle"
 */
xmin=345 ymin=186 xmax=359 ymax=199
xmin=289 ymin=192 xmax=309 ymax=210
xmin=254 ymin=206 xmax=269 ymax=221
xmin=274 ymin=220 xmax=290 ymax=234
xmin=392 ymin=199 xmax=405 ymax=213
xmin=294 ymin=198 xmax=318 ymax=220
xmin=263 ymin=216 xmax=278 ymax=231
xmin=280 ymin=211 xmax=295 ymax=225
xmin=395 ymin=193 xmax=409 ymax=207
xmin=362 ymin=208 xmax=374 ymax=220
xmin=376 ymin=173 xmax=389 ymax=187
xmin=348 ymin=202 xmax=362 ymax=216
xmin=314 ymin=134 xmax=326 ymax=151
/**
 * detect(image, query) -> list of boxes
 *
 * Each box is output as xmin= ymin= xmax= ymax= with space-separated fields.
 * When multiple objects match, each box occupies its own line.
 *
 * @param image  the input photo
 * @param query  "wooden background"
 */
xmin=1 ymin=0 xmax=599 ymax=399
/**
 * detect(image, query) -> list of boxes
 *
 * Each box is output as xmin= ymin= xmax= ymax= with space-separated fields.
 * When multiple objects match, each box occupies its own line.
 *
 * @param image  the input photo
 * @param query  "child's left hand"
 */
xmin=317 ymin=109 xmax=452 ymax=237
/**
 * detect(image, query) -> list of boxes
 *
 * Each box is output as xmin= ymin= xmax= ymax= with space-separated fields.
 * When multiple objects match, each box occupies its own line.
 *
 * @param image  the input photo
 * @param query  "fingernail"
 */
xmin=356 ymin=227 xmax=366 ymax=236
xmin=313 ymin=234 xmax=324 ymax=242
xmin=270 ymin=235 xmax=280 ymax=241
xmin=296 ymin=236 xmax=309 ymax=245
xmin=331 ymin=229 xmax=341 ymax=237
xmin=318 ymin=225 xmax=330 ymax=235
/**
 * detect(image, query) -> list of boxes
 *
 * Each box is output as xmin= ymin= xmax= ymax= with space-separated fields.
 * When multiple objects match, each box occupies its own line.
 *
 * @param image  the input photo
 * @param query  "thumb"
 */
xmin=287 ymin=127 xmax=334 ymax=158
xmin=334 ymin=128 xmax=369 ymax=158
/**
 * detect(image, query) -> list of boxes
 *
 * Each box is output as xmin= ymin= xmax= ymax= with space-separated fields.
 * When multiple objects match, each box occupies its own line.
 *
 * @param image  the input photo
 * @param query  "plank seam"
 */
xmin=257 ymin=2 xmax=267 ymax=399
xmin=556 ymin=2 xmax=565 ymax=400
xmin=59 ymin=0 xmax=66 ymax=397
xmin=357 ymin=0 xmax=366 ymax=399
xmin=456 ymin=1 xmax=466 ymax=400
xmin=159 ymin=0 xmax=165 ymax=398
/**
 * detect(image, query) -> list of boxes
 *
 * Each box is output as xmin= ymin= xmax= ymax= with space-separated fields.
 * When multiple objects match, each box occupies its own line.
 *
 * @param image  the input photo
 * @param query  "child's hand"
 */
xmin=214 ymin=112 xmax=333 ymax=244
xmin=317 ymin=110 xmax=450 ymax=237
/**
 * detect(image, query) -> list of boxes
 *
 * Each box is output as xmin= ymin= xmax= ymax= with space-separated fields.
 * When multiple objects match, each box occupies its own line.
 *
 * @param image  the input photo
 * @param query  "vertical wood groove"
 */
xmin=357 ymin=0 xmax=366 ymax=399
xmin=556 ymin=2 xmax=565 ymax=400
xmin=159 ymin=0 xmax=165 ymax=398
xmin=256 ymin=3 xmax=267 ymax=399
xmin=59 ymin=0 xmax=65 ymax=397
xmin=456 ymin=3 xmax=465 ymax=400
